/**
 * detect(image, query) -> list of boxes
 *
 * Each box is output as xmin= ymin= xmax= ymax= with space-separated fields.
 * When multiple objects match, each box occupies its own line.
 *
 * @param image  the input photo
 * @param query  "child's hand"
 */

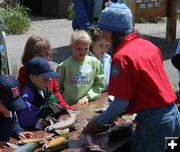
xmin=18 ymin=132 xmax=33 ymax=140
xmin=77 ymin=98 xmax=89 ymax=105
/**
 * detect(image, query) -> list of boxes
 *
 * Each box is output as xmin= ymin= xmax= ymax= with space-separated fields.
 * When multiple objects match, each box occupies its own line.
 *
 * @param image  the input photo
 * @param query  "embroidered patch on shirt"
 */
xmin=111 ymin=64 xmax=120 ymax=77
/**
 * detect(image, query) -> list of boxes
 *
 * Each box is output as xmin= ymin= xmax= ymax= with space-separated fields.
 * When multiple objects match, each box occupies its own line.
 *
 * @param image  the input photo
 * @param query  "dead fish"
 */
xmin=55 ymin=128 xmax=70 ymax=135
xmin=45 ymin=115 xmax=76 ymax=132
xmin=6 ymin=142 xmax=20 ymax=149
xmin=13 ymin=142 xmax=38 ymax=152
xmin=41 ymin=136 xmax=66 ymax=152
xmin=16 ymin=135 xmax=53 ymax=145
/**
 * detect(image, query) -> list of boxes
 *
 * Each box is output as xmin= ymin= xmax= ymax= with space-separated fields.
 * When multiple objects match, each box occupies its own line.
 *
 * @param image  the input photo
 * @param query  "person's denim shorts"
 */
xmin=131 ymin=102 xmax=180 ymax=152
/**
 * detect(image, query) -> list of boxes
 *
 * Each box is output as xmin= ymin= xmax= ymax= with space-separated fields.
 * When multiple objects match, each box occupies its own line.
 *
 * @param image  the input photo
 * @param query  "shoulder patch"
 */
xmin=111 ymin=64 xmax=120 ymax=77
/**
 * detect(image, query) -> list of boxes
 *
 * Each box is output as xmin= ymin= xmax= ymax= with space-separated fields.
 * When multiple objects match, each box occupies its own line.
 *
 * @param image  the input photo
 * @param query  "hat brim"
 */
xmin=171 ymin=54 xmax=180 ymax=70
xmin=6 ymin=96 xmax=26 ymax=111
xmin=40 ymin=71 xmax=61 ymax=78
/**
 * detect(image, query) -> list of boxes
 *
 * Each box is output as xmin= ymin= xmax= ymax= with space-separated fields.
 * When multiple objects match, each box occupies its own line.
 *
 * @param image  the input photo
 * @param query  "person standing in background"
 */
xmin=88 ymin=27 xmax=111 ymax=90
xmin=72 ymin=0 xmax=118 ymax=30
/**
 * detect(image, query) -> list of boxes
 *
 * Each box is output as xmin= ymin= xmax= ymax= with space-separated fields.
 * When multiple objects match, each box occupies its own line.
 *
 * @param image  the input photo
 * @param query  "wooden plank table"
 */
xmin=0 ymin=92 xmax=132 ymax=152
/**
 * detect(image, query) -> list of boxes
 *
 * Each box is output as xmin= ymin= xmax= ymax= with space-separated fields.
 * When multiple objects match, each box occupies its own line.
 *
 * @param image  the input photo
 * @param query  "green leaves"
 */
xmin=2 ymin=4 xmax=31 ymax=34
xmin=67 ymin=2 xmax=74 ymax=20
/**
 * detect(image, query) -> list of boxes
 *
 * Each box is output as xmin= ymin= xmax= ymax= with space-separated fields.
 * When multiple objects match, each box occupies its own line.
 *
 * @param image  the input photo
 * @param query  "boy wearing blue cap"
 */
xmin=17 ymin=56 xmax=64 ymax=129
xmin=0 ymin=75 xmax=33 ymax=148
xmin=83 ymin=2 xmax=180 ymax=152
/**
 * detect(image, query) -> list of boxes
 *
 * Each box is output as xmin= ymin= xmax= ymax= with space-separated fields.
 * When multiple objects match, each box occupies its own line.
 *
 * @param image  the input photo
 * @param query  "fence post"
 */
xmin=0 ymin=20 xmax=9 ymax=74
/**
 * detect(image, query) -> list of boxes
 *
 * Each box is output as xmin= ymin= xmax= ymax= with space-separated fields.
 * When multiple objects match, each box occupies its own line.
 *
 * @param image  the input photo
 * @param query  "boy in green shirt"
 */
xmin=57 ymin=30 xmax=105 ymax=106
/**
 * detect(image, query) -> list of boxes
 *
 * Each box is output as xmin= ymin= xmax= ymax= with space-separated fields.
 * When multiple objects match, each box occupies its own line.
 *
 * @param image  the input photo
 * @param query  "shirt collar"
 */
xmin=114 ymin=32 xmax=139 ymax=54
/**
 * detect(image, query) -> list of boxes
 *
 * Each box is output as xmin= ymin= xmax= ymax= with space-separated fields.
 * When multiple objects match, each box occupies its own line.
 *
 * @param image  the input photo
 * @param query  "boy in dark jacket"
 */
xmin=0 ymin=75 xmax=33 ymax=148
xmin=18 ymin=56 xmax=64 ymax=129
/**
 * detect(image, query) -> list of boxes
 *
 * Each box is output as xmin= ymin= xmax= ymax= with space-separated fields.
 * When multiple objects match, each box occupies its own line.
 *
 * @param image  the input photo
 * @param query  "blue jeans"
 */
xmin=72 ymin=0 xmax=93 ymax=30
xmin=131 ymin=103 xmax=180 ymax=152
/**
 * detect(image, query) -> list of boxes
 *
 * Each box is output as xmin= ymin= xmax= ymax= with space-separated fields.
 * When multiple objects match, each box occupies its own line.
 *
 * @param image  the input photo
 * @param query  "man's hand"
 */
xmin=82 ymin=118 xmax=98 ymax=134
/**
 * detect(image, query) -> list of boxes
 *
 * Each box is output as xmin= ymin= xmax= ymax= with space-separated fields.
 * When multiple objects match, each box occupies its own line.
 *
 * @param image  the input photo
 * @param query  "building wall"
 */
xmin=19 ymin=0 xmax=72 ymax=18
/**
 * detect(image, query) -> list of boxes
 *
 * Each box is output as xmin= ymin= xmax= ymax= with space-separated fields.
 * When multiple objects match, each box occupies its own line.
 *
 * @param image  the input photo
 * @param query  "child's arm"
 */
xmin=11 ymin=112 xmax=24 ymax=136
xmin=56 ymin=64 xmax=65 ymax=94
xmin=103 ymin=54 xmax=111 ymax=90
xmin=11 ymin=112 xmax=33 ymax=139
xmin=83 ymin=61 xmax=105 ymax=101
xmin=17 ymin=66 xmax=28 ymax=90
xmin=0 ymin=114 xmax=12 ymax=141
xmin=50 ymin=78 xmax=76 ymax=110
xmin=17 ymin=93 xmax=41 ymax=129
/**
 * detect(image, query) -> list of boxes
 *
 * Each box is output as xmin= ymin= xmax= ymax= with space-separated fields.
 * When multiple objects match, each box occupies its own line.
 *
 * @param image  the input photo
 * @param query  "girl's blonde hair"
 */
xmin=70 ymin=30 xmax=91 ymax=45
xmin=21 ymin=35 xmax=51 ymax=65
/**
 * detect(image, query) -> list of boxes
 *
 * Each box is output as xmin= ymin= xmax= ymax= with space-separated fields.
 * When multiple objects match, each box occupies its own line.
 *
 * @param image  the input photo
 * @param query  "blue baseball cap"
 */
xmin=0 ymin=75 xmax=26 ymax=111
xmin=25 ymin=56 xmax=60 ymax=78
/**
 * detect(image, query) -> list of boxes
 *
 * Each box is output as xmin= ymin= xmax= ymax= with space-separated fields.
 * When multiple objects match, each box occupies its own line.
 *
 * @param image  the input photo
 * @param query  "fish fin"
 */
xmin=50 ymin=118 xmax=54 ymax=125
xmin=6 ymin=142 xmax=20 ymax=149
xmin=55 ymin=128 xmax=70 ymax=135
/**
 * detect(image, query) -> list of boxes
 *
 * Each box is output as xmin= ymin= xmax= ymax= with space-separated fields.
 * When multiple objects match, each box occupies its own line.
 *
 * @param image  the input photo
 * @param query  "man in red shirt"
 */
xmin=83 ymin=2 xmax=180 ymax=152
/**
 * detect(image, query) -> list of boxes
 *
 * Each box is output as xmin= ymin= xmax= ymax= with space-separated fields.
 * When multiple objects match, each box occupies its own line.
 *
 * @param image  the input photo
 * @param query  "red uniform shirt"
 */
xmin=108 ymin=33 xmax=176 ymax=114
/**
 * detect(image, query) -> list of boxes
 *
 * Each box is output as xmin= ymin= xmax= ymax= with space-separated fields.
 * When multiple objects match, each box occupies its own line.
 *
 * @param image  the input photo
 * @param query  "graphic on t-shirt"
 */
xmin=71 ymin=65 xmax=92 ymax=86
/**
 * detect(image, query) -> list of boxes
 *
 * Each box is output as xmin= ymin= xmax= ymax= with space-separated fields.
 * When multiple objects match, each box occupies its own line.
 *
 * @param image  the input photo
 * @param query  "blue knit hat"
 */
xmin=98 ymin=2 xmax=132 ymax=33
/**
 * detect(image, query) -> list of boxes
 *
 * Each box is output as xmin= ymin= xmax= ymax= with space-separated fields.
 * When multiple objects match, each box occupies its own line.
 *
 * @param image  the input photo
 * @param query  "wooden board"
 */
xmin=135 ymin=0 xmax=168 ymax=19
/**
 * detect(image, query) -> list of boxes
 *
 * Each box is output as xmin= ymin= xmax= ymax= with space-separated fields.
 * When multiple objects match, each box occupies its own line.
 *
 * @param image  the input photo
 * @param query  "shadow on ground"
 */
xmin=51 ymin=35 xmax=179 ymax=64
xmin=31 ymin=16 xmax=59 ymax=21
xmin=143 ymin=35 xmax=178 ymax=60
xmin=52 ymin=45 xmax=72 ymax=64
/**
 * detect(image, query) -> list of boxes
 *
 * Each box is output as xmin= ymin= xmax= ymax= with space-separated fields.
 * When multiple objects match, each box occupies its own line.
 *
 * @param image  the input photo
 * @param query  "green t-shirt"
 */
xmin=56 ymin=56 xmax=105 ymax=105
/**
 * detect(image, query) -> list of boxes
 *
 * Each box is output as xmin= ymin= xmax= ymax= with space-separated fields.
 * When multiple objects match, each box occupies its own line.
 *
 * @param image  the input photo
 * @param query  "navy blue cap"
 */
xmin=171 ymin=53 xmax=180 ymax=70
xmin=0 ymin=75 xmax=26 ymax=111
xmin=25 ymin=56 xmax=60 ymax=78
